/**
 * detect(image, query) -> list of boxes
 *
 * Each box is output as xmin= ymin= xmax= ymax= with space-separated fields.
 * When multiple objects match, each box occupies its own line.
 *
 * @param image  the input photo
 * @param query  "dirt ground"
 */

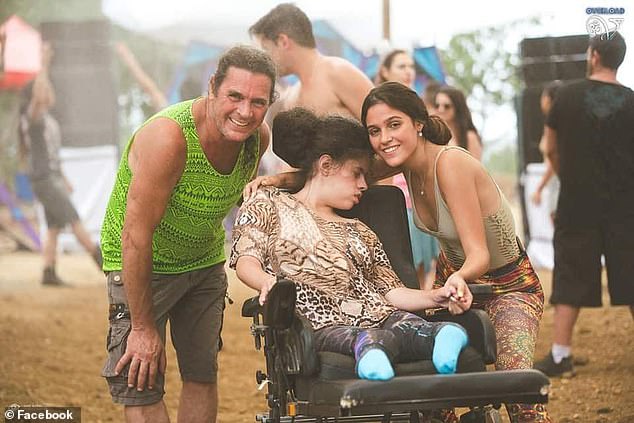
xmin=0 ymin=251 xmax=632 ymax=423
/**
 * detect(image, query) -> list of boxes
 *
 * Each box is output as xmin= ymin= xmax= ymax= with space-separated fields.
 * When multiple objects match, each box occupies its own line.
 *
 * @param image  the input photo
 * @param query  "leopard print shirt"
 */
xmin=230 ymin=187 xmax=404 ymax=330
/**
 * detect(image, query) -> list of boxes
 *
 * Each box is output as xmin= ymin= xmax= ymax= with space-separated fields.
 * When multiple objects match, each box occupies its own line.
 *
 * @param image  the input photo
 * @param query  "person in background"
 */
xmin=374 ymin=49 xmax=416 ymax=87
xmin=422 ymin=80 xmax=442 ymax=114
xmin=231 ymin=107 xmax=472 ymax=382
xmin=530 ymin=80 xmax=563 ymax=223
xmin=434 ymin=85 xmax=483 ymax=160
xmin=249 ymin=3 xmax=373 ymax=119
xmin=375 ymin=49 xmax=439 ymax=289
xmin=535 ymin=31 xmax=634 ymax=378
xmin=115 ymin=42 xmax=169 ymax=113
xmin=18 ymin=42 xmax=102 ymax=286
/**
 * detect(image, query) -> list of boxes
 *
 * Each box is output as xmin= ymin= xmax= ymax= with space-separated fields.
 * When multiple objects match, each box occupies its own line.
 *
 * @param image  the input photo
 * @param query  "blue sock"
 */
xmin=432 ymin=325 xmax=468 ymax=374
xmin=356 ymin=348 xmax=395 ymax=381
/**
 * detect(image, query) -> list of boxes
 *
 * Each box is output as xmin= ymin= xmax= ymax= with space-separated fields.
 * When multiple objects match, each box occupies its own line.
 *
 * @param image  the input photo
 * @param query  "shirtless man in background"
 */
xmin=250 ymin=3 xmax=373 ymax=119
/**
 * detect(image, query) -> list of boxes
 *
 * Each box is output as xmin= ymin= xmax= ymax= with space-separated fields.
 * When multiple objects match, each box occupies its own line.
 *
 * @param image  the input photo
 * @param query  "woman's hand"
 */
xmin=438 ymin=273 xmax=473 ymax=314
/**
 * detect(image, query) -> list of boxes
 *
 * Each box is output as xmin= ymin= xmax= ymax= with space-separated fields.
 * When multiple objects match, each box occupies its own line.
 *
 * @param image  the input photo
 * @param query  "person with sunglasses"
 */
xmin=434 ymin=86 xmax=483 ymax=160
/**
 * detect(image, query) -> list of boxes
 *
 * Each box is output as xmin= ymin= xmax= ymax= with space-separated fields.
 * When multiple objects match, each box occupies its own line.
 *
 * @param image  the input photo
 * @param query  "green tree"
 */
xmin=439 ymin=16 xmax=541 ymax=175
xmin=1 ymin=0 xmax=104 ymax=24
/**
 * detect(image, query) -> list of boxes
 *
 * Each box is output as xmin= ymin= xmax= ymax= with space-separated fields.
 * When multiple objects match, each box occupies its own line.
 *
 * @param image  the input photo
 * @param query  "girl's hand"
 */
xmin=258 ymin=275 xmax=277 ymax=305
xmin=443 ymin=273 xmax=473 ymax=315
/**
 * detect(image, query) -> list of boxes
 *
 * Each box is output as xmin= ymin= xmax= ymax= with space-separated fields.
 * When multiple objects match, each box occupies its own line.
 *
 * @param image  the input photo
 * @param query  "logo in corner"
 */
xmin=585 ymin=7 xmax=625 ymax=39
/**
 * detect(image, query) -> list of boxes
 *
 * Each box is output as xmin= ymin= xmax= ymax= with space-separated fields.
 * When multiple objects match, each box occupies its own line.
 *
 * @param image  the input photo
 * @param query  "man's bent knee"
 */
xmin=178 ymin=382 xmax=218 ymax=423
xmin=181 ymin=381 xmax=218 ymax=400
xmin=125 ymin=401 xmax=170 ymax=423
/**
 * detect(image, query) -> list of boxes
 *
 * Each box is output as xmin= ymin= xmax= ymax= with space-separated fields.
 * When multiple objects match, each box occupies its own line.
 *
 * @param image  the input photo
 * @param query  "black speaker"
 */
xmin=517 ymin=34 xmax=589 ymax=167
xmin=516 ymin=35 xmax=589 ymax=242
xmin=520 ymin=60 xmax=586 ymax=86
xmin=519 ymin=35 xmax=588 ymax=88
xmin=40 ymin=20 xmax=118 ymax=147
xmin=516 ymin=86 xmax=545 ymax=166
xmin=520 ymin=35 xmax=589 ymax=58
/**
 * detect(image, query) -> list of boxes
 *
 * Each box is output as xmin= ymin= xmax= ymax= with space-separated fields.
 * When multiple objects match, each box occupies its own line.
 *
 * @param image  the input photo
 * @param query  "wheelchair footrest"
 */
xmin=297 ymin=369 xmax=549 ymax=416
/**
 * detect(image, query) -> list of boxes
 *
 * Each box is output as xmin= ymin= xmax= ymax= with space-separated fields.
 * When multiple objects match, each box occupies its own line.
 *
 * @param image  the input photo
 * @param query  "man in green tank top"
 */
xmin=100 ymin=45 xmax=276 ymax=423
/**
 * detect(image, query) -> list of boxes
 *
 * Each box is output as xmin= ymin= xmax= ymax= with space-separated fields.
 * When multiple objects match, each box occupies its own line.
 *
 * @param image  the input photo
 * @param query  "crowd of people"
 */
xmin=12 ymin=3 xmax=632 ymax=423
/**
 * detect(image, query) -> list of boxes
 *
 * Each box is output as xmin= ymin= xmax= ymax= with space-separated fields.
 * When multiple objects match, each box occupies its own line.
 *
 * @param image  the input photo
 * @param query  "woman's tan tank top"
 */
xmin=407 ymin=146 xmax=520 ymax=270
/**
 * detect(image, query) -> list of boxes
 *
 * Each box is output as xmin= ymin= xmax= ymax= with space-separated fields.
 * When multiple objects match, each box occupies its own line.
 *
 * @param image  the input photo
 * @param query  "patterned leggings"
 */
xmin=313 ymin=310 xmax=459 ymax=363
xmin=434 ymin=251 xmax=544 ymax=370
xmin=434 ymin=250 xmax=551 ymax=423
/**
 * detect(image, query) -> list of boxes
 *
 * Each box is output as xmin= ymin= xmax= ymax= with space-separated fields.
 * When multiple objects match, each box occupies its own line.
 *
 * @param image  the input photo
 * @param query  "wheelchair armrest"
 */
xmin=468 ymin=283 xmax=493 ymax=298
xmin=240 ymin=283 xmax=318 ymax=376
xmin=241 ymin=296 xmax=261 ymax=318
xmin=426 ymin=309 xmax=497 ymax=365
xmin=240 ymin=279 xmax=297 ymax=329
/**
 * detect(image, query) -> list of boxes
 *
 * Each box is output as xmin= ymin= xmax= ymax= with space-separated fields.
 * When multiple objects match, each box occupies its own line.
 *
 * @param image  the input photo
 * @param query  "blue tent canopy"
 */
xmin=313 ymin=19 xmax=446 ymax=94
xmin=413 ymin=47 xmax=446 ymax=84
xmin=166 ymin=40 xmax=224 ymax=104
xmin=166 ymin=21 xmax=446 ymax=101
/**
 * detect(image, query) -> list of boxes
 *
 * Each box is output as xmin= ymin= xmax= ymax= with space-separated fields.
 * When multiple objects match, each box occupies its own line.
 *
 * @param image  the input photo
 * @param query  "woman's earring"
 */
xmin=418 ymin=130 xmax=423 ymax=137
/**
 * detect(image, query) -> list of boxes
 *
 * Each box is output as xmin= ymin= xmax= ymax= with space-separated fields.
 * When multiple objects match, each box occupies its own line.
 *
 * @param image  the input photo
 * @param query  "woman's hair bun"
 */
xmin=272 ymin=107 xmax=319 ymax=168
xmin=423 ymin=115 xmax=452 ymax=145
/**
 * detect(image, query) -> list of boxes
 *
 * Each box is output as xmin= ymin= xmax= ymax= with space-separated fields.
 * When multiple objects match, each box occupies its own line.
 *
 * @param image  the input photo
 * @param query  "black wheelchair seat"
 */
xmin=313 ymin=347 xmax=484 ymax=380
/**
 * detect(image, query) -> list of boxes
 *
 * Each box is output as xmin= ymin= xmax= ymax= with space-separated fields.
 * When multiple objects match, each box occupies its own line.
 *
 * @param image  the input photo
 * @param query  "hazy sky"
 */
xmin=103 ymin=0 xmax=632 ymax=85
xmin=102 ymin=0 xmax=631 ymax=147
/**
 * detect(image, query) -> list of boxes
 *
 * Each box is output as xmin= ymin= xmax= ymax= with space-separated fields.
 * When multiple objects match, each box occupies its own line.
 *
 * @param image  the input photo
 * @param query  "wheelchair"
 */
xmin=241 ymin=185 xmax=549 ymax=422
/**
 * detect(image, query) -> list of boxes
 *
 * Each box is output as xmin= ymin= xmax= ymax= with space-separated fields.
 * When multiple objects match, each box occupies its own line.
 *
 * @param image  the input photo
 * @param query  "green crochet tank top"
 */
xmin=101 ymin=99 xmax=260 ymax=273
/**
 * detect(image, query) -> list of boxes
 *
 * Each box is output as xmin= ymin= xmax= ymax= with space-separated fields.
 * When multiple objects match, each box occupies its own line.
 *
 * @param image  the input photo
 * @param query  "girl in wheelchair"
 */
xmin=230 ymin=107 xmax=473 ymax=381
xmin=242 ymin=84 xmax=551 ymax=422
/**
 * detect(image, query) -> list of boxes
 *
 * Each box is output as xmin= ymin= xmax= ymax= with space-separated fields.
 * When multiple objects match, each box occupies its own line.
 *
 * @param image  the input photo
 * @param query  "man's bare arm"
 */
xmin=543 ymin=125 xmax=560 ymax=174
xmin=115 ymin=119 xmax=186 ymax=391
xmin=329 ymin=58 xmax=374 ymax=120
xmin=115 ymin=42 xmax=168 ymax=112
xmin=255 ymin=122 xmax=271 ymax=169
xmin=28 ymin=43 xmax=55 ymax=122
